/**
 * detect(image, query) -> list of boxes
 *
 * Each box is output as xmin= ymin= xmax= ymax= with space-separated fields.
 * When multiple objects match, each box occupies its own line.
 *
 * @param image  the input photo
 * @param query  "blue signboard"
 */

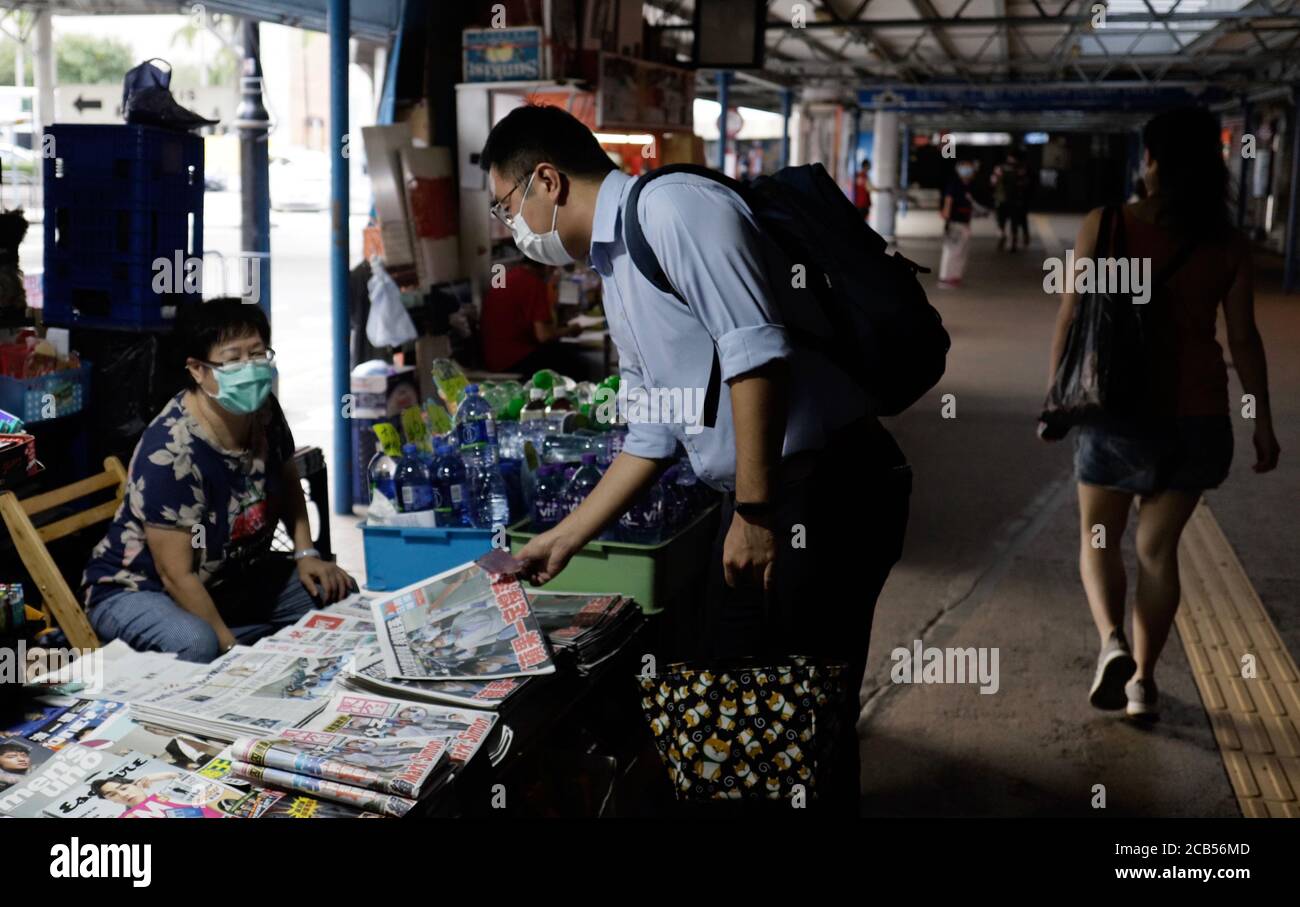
xmin=463 ymin=27 xmax=545 ymax=83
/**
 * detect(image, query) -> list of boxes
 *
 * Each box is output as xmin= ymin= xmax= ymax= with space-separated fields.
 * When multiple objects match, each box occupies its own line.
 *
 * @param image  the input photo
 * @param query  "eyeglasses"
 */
xmin=201 ymin=349 xmax=276 ymax=372
xmin=489 ymin=181 xmax=524 ymax=228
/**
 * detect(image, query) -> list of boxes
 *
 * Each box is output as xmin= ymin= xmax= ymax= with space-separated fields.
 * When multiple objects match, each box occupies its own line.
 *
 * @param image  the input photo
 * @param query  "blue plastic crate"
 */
xmin=0 ymin=362 xmax=92 ymax=424
xmin=361 ymin=523 xmax=496 ymax=592
xmin=44 ymin=124 xmax=203 ymax=190
xmin=44 ymin=251 xmax=195 ymax=330
xmin=46 ymin=202 xmax=198 ymax=261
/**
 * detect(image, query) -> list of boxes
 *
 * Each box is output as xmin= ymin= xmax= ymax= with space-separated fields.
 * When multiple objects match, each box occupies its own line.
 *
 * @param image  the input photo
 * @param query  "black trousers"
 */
xmin=687 ymin=416 xmax=912 ymax=809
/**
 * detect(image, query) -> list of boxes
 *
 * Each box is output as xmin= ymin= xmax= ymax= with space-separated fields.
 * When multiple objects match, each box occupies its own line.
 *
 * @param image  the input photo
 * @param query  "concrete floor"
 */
xmin=856 ymin=209 xmax=1297 ymax=817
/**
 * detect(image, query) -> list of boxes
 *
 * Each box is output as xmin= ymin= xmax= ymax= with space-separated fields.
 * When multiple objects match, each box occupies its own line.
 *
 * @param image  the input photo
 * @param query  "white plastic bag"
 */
xmin=366 ymin=257 xmax=418 ymax=349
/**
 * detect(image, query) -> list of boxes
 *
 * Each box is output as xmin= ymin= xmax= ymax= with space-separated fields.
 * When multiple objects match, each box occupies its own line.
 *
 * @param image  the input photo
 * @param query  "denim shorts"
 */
xmin=1074 ymin=415 xmax=1233 ymax=496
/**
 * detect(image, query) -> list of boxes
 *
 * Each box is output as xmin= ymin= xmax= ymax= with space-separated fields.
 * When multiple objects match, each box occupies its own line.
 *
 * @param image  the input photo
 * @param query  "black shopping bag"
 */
xmin=638 ymin=659 xmax=844 ymax=801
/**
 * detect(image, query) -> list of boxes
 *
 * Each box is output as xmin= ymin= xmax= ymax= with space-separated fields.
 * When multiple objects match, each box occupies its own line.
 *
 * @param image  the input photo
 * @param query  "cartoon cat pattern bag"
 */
xmin=638 ymin=660 xmax=844 ymax=801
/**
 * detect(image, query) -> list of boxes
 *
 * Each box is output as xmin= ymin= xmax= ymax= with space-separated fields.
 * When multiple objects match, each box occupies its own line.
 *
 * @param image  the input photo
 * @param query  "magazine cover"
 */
xmin=345 ymin=649 xmax=529 ymax=709
xmin=0 ymin=744 xmax=123 ymax=817
xmin=370 ymin=560 xmax=555 ymax=680
xmin=0 ymin=697 xmax=75 ymax=738
xmin=46 ymin=752 xmax=244 ymax=818
xmin=231 ymin=728 xmax=447 ymax=798
xmin=229 ymin=762 xmax=416 ymax=818
xmin=0 ymin=736 xmax=56 ymax=794
xmin=305 ymin=691 xmax=498 ymax=766
xmin=20 ymin=698 xmax=127 ymax=751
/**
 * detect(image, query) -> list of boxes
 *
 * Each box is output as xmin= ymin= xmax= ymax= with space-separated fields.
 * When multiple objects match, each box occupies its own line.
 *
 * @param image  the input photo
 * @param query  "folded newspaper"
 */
xmin=228 ymin=761 xmax=417 ymax=817
xmin=370 ymin=559 xmax=555 ymax=680
xmin=305 ymin=691 xmax=498 ymax=766
xmin=129 ymin=647 xmax=347 ymax=741
xmin=529 ymin=592 xmax=644 ymax=675
xmin=343 ymin=648 xmax=530 ymax=709
xmin=231 ymin=728 xmax=449 ymax=799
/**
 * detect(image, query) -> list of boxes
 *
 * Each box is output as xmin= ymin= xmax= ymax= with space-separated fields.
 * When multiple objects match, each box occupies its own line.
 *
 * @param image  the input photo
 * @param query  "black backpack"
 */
xmin=623 ymin=162 xmax=949 ymax=428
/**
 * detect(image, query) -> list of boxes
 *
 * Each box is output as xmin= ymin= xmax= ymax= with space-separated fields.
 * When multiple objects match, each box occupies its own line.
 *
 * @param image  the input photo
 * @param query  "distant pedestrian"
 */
xmin=854 ymin=162 xmax=872 ymax=220
xmin=992 ymin=149 xmax=1029 ymax=252
xmin=1043 ymin=107 xmax=1280 ymax=720
xmin=938 ymin=161 xmax=977 ymax=288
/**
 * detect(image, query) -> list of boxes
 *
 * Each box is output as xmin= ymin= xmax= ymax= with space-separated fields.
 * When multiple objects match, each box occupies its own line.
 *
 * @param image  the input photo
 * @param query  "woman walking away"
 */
xmin=1043 ymin=107 xmax=1280 ymax=720
xmin=938 ymin=161 xmax=976 ymax=288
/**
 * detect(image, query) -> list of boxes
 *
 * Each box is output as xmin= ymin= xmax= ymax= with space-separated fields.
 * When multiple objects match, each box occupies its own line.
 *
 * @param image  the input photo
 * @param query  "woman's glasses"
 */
xmin=202 ymin=349 xmax=276 ymax=372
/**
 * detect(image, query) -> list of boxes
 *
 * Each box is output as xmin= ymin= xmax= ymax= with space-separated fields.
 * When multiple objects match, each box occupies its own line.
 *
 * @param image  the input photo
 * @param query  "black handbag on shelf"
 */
xmin=1040 ymin=206 xmax=1195 ymax=439
xmin=638 ymin=658 xmax=845 ymax=802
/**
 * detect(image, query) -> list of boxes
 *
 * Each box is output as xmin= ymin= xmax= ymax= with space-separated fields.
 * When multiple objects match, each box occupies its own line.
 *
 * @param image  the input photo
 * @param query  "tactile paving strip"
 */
xmin=1176 ymin=502 xmax=1300 ymax=818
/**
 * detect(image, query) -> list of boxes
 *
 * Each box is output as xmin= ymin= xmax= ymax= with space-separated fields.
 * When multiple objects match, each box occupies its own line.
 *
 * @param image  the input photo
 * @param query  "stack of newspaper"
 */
xmin=128 ymin=647 xmax=347 ymax=741
xmin=529 ymin=592 xmax=645 ymax=675
xmin=305 ymin=690 xmax=499 ymax=767
xmin=251 ymin=603 xmax=379 ymax=657
xmin=225 ymin=728 xmax=453 ymax=818
xmin=341 ymin=648 xmax=531 ymax=709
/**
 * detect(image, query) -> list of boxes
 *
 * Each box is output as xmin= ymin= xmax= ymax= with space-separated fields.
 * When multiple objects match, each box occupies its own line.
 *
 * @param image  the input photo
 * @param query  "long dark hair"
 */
xmin=1142 ymin=106 xmax=1232 ymax=241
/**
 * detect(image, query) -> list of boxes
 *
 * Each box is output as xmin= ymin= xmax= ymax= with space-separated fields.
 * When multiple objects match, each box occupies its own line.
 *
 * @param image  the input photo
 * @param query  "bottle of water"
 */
xmin=563 ymin=453 xmax=603 ymax=516
xmin=395 ymin=443 xmax=437 ymax=520
xmin=432 ymin=442 xmax=469 ymax=527
xmin=469 ymin=464 xmax=511 ymax=529
xmin=454 ymin=384 xmax=498 ymax=469
xmin=619 ymin=481 xmax=665 ymax=544
xmin=531 ymin=465 xmax=567 ymax=531
xmin=519 ymin=387 xmax=548 ymax=422
xmin=366 ymin=450 xmax=398 ymax=508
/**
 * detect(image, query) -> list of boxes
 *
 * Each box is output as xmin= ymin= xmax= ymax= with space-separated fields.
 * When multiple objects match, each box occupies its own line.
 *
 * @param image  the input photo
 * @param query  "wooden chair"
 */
xmin=0 ymin=456 xmax=127 ymax=650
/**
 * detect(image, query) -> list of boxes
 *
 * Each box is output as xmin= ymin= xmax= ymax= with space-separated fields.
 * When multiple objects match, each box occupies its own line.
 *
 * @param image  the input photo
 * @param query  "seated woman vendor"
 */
xmin=81 ymin=299 xmax=355 ymax=662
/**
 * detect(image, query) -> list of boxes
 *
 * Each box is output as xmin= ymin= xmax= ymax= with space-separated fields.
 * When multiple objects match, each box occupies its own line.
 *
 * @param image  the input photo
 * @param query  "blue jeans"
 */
xmin=89 ymin=558 xmax=318 ymax=662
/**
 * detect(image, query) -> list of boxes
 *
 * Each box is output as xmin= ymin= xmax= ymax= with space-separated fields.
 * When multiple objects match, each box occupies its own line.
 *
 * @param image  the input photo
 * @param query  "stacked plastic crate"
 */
xmin=42 ymin=124 xmax=204 ymax=330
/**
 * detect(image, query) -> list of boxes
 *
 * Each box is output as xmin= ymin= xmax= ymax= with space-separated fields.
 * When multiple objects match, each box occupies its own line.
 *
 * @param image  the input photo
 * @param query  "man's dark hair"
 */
xmin=176 ymin=297 xmax=271 ymax=389
xmin=0 ymin=740 xmax=30 ymax=755
xmin=89 ymin=775 xmax=129 ymax=797
xmin=479 ymin=104 xmax=616 ymax=186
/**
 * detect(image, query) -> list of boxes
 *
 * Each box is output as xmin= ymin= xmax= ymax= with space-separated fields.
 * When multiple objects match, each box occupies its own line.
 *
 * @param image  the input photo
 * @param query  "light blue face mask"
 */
xmin=206 ymin=360 xmax=275 ymax=415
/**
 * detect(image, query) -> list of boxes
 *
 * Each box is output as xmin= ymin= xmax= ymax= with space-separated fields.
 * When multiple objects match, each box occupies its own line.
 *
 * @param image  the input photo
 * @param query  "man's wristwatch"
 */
xmin=734 ymin=500 xmax=774 ymax=520
xmin=293 ymin=547 xmax=321 ymax=561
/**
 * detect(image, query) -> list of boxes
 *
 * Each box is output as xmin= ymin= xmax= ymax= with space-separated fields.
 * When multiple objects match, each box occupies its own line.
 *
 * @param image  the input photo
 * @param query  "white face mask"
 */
xmin=509 ymin=171 xmax=575 ymax=266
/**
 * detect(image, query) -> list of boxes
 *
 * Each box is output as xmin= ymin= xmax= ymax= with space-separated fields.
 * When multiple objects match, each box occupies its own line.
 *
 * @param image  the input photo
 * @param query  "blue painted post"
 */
xmin=780 ymin=87 xmax=792 ymax=169
xmin=1237 ymin=97 xmax=1252 ymax=230
xmin=899 ymin=124 xmax=911 ymax=215
xmin=236 ymin=20 xmax=271 ymax=318
xmin=1285 ymin=86 xmax=1300 ymax=293
xmin=330 ymin=0 xmax=353 ymax=513
xmin=716 ymin=70 xmax=730 ymax=173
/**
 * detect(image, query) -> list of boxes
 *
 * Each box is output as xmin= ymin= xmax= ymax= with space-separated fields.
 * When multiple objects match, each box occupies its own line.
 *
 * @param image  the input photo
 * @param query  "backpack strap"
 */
xmin=623 ymin=165 xmax=739 ymax=430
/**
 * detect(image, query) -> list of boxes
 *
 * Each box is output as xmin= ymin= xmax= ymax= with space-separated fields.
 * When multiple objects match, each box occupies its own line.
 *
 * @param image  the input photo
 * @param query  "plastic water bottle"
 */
xmin=432 ymin=442 xmax=469 ymax=527
xmin=367 ymin=450 xmax=398 ymax=508
xmin=395 ymin=443 xmax=437 ymax=517
xmin=531 ymin=465 xmax=567 ymax=531
xmin=619 ymin=481 xmax=665 ymax=544
xmin=519 ymin=387 xmax=548 ymax=422
xmin=454 ymin=384 xmax=498 ymax=469
xmin=469 ymin=464 xmax=511 ymax=529
xmin=563 ymin=453 xmax=603 ymax=515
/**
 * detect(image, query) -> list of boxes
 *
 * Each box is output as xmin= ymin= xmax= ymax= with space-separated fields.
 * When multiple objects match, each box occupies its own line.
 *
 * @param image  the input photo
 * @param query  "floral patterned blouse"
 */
xmin=81 ymin=391 xmax=296 ymax=610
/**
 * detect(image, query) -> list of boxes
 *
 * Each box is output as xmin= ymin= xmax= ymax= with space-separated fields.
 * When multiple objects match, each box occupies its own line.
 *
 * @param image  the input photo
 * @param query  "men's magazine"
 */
xmin=305 ymin=691 xmax=498 ymax=766
xmin=0 ymin=744 xmax=121 ymax=817
xmin=0 ymin=736 xmax=56 ymax=794
xmin=370 ymin=560 xmax=555 ymax=680
xmin=45 ymin=751 xmax=245 ymax=818
xmin=231 ymin=728 xmax=449 ymax=798
xmin=344 ymin=648 xmax=530 ymax=709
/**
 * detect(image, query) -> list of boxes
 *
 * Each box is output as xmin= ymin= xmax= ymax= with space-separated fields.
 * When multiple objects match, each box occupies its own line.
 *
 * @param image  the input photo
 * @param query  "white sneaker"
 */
xmin=1089 ymin=630 xmax=1136 ymax=710
xmin=1125 ymin=677 xmax=1159 ymax=720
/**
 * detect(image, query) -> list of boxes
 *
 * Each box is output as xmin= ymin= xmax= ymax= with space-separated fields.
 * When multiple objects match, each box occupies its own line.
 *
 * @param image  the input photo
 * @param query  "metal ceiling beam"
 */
xmin=655 ymin=11 xmax=1293 ymax=30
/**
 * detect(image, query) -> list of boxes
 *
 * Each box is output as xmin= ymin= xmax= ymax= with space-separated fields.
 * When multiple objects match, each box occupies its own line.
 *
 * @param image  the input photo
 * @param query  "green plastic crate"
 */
xmin=508 ymin=504 xmax=720 ymax=614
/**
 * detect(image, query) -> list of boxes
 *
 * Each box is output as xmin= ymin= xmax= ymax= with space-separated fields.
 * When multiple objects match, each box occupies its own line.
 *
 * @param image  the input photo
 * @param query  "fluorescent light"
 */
xmin=594 ymin=133 xmax=655 ymax=145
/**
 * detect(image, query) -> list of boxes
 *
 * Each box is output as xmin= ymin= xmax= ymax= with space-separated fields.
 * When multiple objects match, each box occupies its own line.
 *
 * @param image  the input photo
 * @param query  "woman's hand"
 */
xmin=1253 ymin=421 xmax=1281 ymax=473
xmin=216 ymin=624 xmax=238 ymax=654
xmin=517 ymin=527 xmax=581 ymax=586
xmin=723 ymin=513 xmax=777 ymax=590
xmin=296 ymin=557 xmax=355 ymax=604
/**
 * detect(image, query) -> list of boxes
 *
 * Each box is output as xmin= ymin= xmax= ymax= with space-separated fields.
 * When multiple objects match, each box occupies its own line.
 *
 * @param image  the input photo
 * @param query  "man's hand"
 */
xmin=517 ymin=528 xmax=582 ymax=586
xmin=723 ymin=513 xmax=777 ymax=590
xmin=215 ymin=624 xmax=238 ymax=654
xmin=296 ymin=557 xmax=356 ymax=604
